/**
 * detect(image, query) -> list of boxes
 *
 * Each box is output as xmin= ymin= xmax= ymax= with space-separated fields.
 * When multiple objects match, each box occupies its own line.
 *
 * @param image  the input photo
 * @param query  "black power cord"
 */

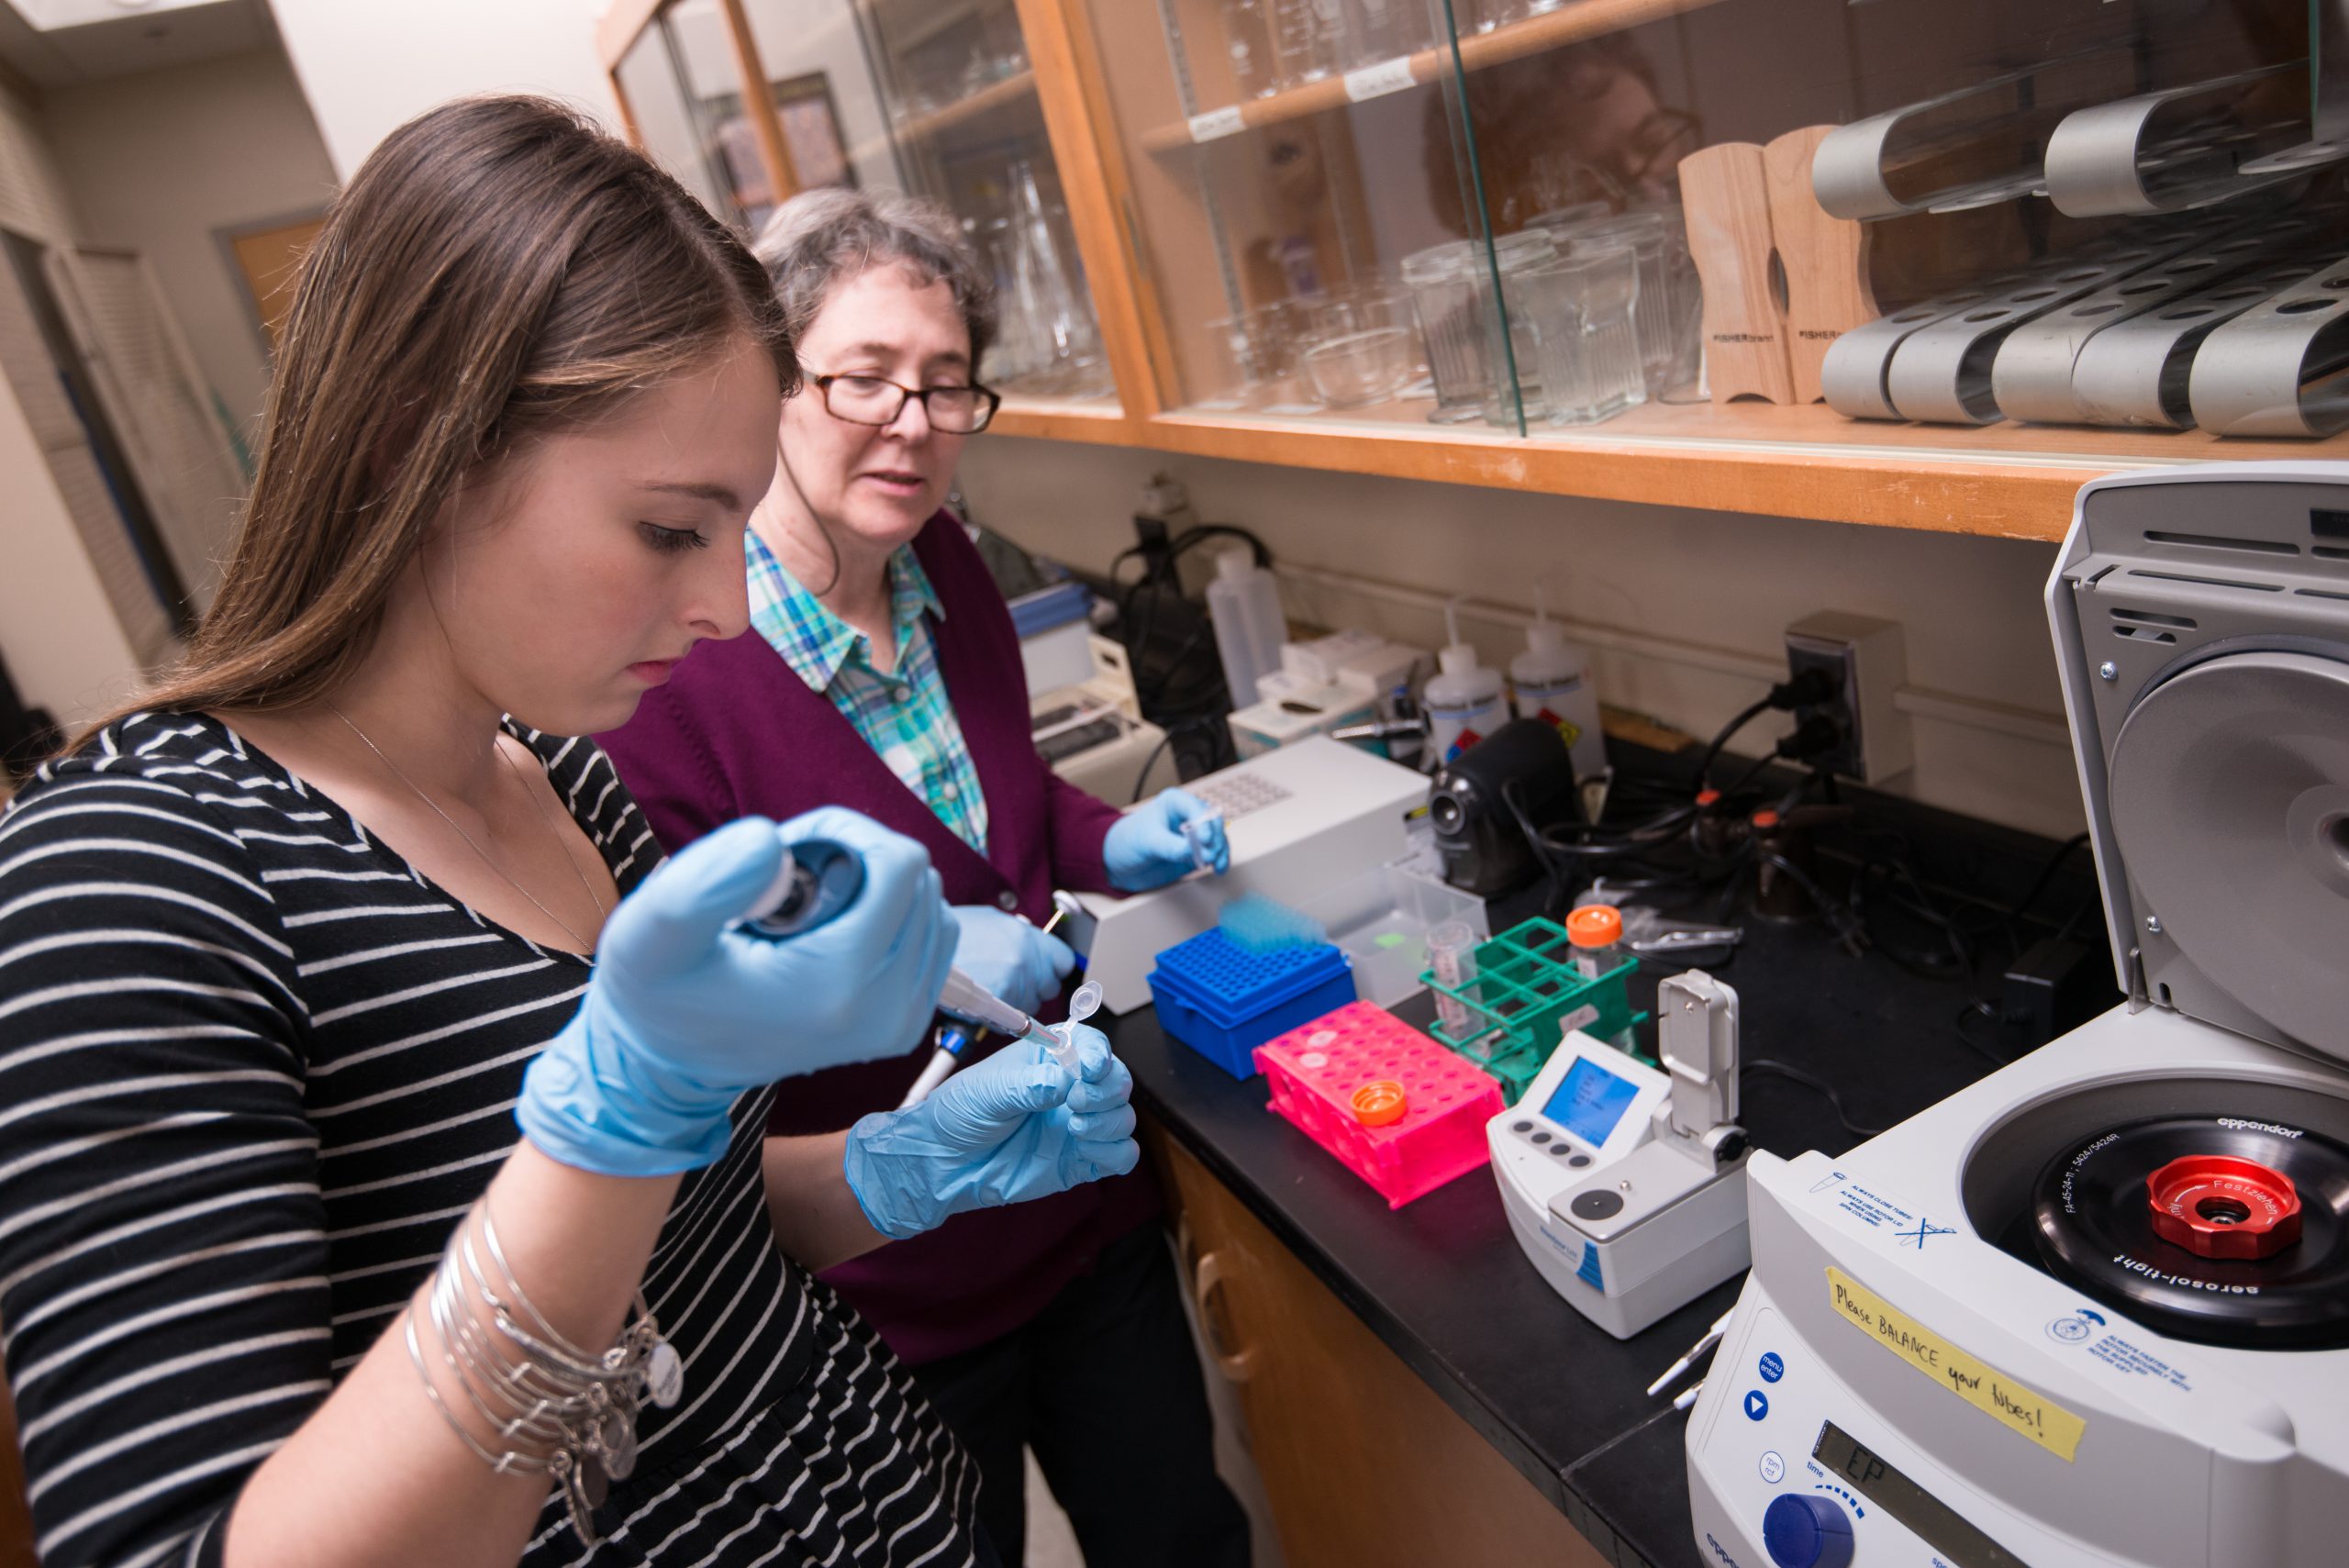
xmin=1742 ymin=1059 xmax=1886 ymax=1139
xmin=1696 ymin=668 xmax=1841 ymax=790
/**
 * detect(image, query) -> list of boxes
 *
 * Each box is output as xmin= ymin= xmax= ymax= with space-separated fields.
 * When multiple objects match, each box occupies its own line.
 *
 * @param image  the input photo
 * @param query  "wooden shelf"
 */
xmin=896 ymin=66 xmax=1038 ymax=142
xmin=995 ymin=395 xmax=2346 ymax=539
xmin=989 ymin=393 xmax=1130 ymax=444
xmin=1137 ymin=0 xmax=1731 ymax=153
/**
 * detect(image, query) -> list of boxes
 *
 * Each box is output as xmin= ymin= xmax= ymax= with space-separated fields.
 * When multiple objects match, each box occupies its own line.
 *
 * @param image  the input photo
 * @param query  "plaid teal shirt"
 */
xmin=744 ymin=528 xmax=990 ymax=854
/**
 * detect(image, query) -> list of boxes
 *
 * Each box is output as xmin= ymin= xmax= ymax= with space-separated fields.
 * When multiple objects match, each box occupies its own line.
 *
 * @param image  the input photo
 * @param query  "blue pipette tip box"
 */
xmin=1147 ymin=928 xmax=1355 ymax=1079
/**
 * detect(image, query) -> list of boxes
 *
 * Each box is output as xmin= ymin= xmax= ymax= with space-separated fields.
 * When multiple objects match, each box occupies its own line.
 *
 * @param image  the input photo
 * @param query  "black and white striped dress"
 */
xmin=0 ymin=713 xmax=981 ymax=1568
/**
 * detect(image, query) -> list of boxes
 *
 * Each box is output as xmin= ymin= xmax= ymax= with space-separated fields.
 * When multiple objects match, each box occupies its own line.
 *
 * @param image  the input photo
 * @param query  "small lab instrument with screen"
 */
xmin=1488 ymin=971 xmax=1751 ymax=1339
xmin=1687 ymin=466 xmax=2349 ymax=1568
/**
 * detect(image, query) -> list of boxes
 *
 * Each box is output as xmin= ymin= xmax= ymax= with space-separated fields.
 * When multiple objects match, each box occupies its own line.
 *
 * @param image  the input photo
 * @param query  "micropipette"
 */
xmin=900 ymin=895 xmax=1094 ymax=1106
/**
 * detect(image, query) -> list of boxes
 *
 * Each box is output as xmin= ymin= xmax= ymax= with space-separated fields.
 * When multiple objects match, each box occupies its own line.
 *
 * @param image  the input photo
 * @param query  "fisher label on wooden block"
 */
xmin=1763 ymin=125 xmax=1876 ymax=406
xmin=1677 ymin=141 xmax=1796 ymax=405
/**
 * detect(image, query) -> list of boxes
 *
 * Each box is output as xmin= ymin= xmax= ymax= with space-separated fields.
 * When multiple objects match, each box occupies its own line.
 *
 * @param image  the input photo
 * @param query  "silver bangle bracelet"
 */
xmin=403 ymin=1199 xmax=685 ymax=1546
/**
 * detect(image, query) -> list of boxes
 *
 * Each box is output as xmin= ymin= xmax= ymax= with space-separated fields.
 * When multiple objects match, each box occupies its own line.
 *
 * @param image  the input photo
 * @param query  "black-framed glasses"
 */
xmin=807 ymin=373 xmax=1000 ymax=433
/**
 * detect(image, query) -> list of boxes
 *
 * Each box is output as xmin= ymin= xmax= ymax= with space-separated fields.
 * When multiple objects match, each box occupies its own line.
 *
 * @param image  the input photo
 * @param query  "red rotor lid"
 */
xmin=2145 ymin=1154 xmax=2302 ymax=1261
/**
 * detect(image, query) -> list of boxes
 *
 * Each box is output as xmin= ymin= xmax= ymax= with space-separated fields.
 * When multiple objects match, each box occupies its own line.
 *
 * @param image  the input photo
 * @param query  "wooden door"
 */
xmin=1150 ymin=1128 xmax=1610 ymax=1568
xmin=228 ymin=213 xmax=325 ymax=352
xmin=1 ymin=1370 xmax=35 ymax=1568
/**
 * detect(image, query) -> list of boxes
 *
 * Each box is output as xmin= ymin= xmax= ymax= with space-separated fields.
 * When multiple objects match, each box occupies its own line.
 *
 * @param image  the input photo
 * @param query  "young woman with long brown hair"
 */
xmin=0 ymin=95 xmax=1136 ymax=1568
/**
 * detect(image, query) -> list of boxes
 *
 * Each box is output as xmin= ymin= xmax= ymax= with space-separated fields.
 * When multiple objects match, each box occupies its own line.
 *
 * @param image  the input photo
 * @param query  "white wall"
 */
xmin=0 ymin=356 xmax=143 ymax=727
xmin=44 ymin=47 xmax=338 ymax=432
xmin=266 ymin=0 xmax=616 ymax=179
xmin=955 ymin=439 xmax=2086 ymax=840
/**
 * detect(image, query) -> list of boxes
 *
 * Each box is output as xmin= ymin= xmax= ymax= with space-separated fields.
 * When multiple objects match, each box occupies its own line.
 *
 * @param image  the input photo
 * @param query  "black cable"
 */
xmin=1127 ymin=715 xmax=1223 ymax=803
xmin=1754 ymin=851 xmax=1867 ymax=955
xmin=1165 ymin=523 xmax=1271 ymax=568
xmin=2007 ymin=831 xmax=2092 ymax=928
xmin=1696 ymin=696 xmax=1774 ymax=791
xmin=1502 ymin=774 xmax=1567 ymax=911
xmin=1742 ymin=1059 xmax=1887 ymax=1138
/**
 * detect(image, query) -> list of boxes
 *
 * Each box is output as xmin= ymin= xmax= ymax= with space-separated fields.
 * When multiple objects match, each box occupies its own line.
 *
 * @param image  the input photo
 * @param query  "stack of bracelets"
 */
xmin=404 ymin=1201 xmax=683 ymax=1543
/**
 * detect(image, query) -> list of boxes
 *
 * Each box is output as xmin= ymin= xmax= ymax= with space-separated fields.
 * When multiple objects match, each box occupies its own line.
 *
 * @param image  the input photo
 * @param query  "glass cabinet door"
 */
xmin=736 ymin=0 xmax=1119 ymax=405
xmin=1082 ymin=0 xmax=1517 ymax=429
xmin=616 ymin=1 xmax=781 ymax=232
xmin=729 ymin=1 xmax=906 ymax=197
xmin=1083 ymin=0 xmax=2349 ymax=458
xmin=1448 ymin=0 xmax=2336 ymax=449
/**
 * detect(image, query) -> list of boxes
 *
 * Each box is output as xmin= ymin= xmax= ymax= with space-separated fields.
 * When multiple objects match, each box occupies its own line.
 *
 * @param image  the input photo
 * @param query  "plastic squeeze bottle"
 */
xmin=1510 ymin=591 xmax=1606 ymax=782
xmin=1206 ymin=547 xmax=1286 ymax=714
xmin=1422 ymin=597 xmax=1506 ymax=768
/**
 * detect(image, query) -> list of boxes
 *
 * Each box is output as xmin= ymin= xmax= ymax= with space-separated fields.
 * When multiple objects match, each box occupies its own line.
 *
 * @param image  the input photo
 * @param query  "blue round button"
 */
xmin=1742 ymin=1389 xmax=1769 ymax=1421
xmin=1759 ymin=1351 xmax=1785 ymax=1383
xmin=1762 ymin=1493 xmax=1854 ymax=1568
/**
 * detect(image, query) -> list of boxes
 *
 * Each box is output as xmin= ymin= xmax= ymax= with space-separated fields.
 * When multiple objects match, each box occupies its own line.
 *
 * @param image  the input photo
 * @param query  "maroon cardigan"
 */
xmin=599 ymin=513 xmax=1154 ymax=1364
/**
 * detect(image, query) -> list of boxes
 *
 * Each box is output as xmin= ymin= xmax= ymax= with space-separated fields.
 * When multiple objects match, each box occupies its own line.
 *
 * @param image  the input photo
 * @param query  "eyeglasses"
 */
xmin=806 ymin=373 xmax=1000 ymax=434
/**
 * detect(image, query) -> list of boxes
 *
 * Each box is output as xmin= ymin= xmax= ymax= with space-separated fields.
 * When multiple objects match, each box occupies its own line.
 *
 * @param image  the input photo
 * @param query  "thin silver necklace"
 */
xmin=327 ymin=704 xmax=607 ymax=952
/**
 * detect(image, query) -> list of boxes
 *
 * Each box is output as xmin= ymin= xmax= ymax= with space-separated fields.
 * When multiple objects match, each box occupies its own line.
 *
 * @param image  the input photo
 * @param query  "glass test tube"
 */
xmin=1427 ymin=919 xmax=1482 ymax=1040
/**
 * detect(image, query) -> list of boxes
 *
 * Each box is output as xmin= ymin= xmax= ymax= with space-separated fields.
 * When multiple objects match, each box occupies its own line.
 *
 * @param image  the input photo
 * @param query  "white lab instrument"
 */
xmin=1687 ymin=464 xmax=2349 ymax=1568
xmin=1490 ymin=971 xmax=1751 ymax=1340
xmin=1072 ymin=737 xmax=1430 ymax=1014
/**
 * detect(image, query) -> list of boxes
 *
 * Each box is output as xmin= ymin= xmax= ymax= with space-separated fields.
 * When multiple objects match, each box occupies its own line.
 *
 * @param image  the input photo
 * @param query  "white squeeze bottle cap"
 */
xmin=1218 ymin=548 xmax=1252 ymax=582
xmin=1525 ymin=586 xmax=1564 ymax=656
xmin=1439 ymin=596 xmax=1480 ymax=675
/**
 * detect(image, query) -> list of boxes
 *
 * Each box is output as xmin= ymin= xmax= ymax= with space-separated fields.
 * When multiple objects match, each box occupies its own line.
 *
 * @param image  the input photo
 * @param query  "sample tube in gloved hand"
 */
xmin=1045 ymin=981 xmax=1104 ymax=1073
xmin=1180 ymin=808 xmax=1227 ymax=874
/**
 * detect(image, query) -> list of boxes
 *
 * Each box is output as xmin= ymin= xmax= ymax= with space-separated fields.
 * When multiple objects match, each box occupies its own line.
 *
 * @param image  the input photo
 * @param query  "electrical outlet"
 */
xmin=1783 ymin=610 xmax=1913 ymax=783
xmin=1131 ymin=513 xmax=1173 ymax=584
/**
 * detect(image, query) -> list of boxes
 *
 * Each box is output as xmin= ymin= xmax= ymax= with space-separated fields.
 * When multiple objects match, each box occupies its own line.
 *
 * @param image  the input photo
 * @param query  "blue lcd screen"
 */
xmin=1542 ymin=1057 xmax=1641 ymax=1148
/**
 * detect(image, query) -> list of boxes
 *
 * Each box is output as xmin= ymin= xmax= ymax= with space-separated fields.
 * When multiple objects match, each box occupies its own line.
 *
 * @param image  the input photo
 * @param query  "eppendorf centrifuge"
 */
xmin=1686 ymin=464 xmax=2349 ymax=1568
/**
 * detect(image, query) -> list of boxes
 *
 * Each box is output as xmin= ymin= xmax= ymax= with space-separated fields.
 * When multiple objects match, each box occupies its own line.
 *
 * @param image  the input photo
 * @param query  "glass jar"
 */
xmin=1400 ymin=240 xmax=1488 ymax=425
xmin=1475 ymin=228 xmax=1561 ymax=427
xmin=1523 ymin=243 xmax=1647 ymax=426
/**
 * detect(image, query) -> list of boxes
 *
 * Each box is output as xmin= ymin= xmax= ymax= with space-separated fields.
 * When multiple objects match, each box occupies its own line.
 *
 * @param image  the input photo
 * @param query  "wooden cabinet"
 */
xmin=600 ymin=0 xmax=2349 ymax=541
xmin=1150 ymin=1128 xmax=1609 ymax=1568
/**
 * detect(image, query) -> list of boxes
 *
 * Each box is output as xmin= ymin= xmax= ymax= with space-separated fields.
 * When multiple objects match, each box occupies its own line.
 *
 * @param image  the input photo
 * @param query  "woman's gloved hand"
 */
xmin=949 ymin=905 xmax=1076 ymax=1017
xmin=518 ymin=810 xmax=959 ymax=1177
xmin=1102 ymin=787 xmax=1229 ymax=892
xmin=841 ymin=1025 xmax=1139 ymax=1240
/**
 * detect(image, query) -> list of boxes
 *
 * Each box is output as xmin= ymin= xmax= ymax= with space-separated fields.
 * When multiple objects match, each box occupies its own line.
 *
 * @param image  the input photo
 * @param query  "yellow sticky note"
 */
xmin=1825 ymin=1267 xmax=2087 ymax=1462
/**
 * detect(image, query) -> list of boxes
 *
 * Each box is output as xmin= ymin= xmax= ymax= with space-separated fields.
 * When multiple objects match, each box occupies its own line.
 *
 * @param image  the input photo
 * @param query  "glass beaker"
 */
xmin=1347 ymin=0 xmax=1429 ymax=64
xmin=1220 ymin=0 xmax=1280 ymax=99
xmin=1557 ymin=209 xmax=1687 ymax=398
xmin=1400 ymin=240 xmax=1487 ymax=425
xmin=1523 ymin=243 xmax=1646 ymax=426
xmin=1268 ymin=0 xmax=1351 ymax=86
xmin=1474 ymin=228 xmax=1561 ymax=427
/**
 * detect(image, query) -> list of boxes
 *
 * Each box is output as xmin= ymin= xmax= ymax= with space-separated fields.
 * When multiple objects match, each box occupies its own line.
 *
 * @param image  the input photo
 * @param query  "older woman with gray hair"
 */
xmin=600 ymin=187 xmax=1247 ymax=1566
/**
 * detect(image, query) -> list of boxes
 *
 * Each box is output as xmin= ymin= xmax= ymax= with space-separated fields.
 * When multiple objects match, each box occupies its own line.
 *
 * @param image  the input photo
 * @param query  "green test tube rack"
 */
xmin=1419 ymin=917 xmax=1647 ymax=1104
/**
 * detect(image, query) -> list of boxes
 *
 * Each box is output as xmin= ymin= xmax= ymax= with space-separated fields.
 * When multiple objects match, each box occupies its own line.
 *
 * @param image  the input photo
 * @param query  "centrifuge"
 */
xmin=1685 ymin=464 xmax=2349 ymax=1568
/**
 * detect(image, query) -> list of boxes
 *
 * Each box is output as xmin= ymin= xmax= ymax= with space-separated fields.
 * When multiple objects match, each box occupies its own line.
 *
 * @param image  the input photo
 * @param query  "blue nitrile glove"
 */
xmin=1103 ymin=787 xmax=1229 ymax=891
xmin=950 ymin=905 xmax=1076 ymax=1017
xmin=518 ymin=809 xmax=959 ymax=1177
xmin=841 ymin=1024 xmax=1139 ymax=1240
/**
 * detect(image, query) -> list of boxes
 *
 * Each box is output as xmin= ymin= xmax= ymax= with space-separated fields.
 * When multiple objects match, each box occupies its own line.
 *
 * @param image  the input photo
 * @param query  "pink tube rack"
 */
xmin=1253 ymin=1002 xmax=1505 ymax=1209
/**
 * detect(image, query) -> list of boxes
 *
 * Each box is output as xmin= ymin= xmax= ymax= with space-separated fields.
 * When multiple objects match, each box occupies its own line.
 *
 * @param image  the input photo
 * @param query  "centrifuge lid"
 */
xmin=2049 ymin=463 xmax=2349 ymax=1067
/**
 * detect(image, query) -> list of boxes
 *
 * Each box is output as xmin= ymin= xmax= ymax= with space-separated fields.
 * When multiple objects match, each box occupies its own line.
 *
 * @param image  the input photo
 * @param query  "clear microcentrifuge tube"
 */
xmin=1180 ymin=808 xmax=1226 ymax=873
xmin=1427 ymin=920 xmax=1481 ymax=1040
xmin=1044 ymin=981 xmax=1104 ymax=1073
